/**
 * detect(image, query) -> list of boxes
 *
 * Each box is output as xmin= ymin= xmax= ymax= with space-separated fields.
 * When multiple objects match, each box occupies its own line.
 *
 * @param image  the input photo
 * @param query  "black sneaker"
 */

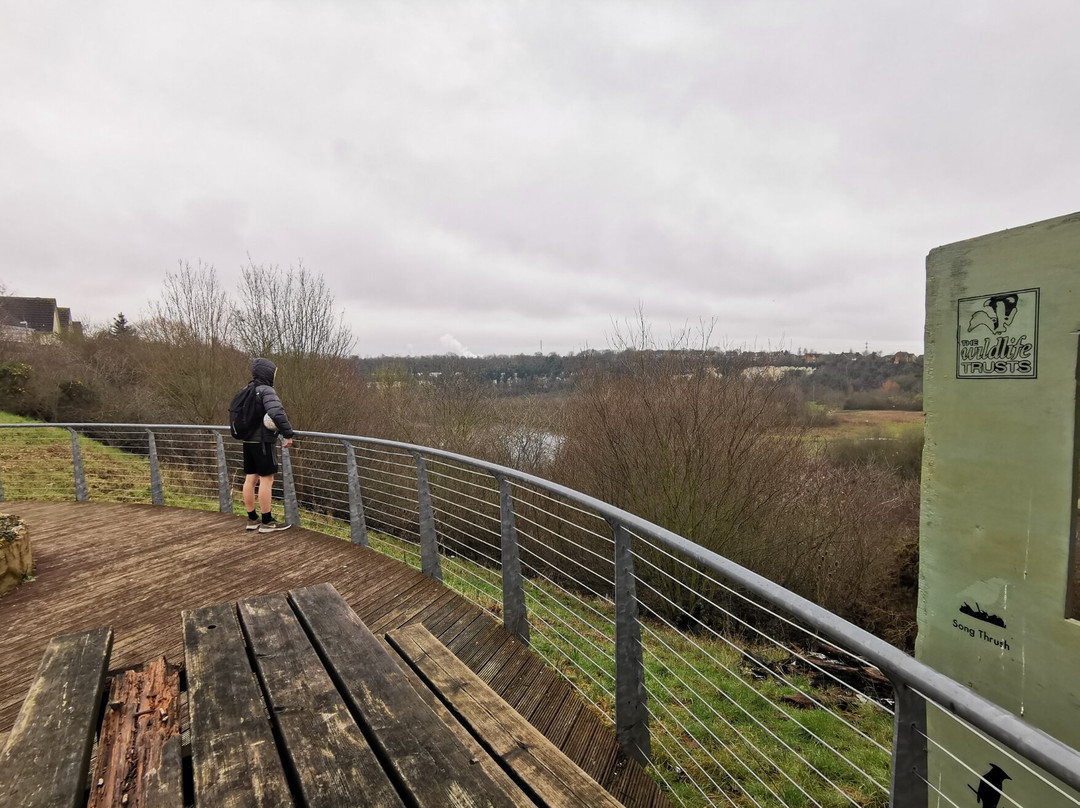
xmin=258 ymin=520 xmax=293 ymax=534
xmin=245 ymin=520 xmax=260 ymax=531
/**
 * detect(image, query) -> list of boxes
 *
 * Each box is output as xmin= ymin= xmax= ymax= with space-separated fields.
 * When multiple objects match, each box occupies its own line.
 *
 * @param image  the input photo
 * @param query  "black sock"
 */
xmin=262 ymin=512 xmax=274 ymax=524
xmin=247 ymin=510 xmax=257 ymax=521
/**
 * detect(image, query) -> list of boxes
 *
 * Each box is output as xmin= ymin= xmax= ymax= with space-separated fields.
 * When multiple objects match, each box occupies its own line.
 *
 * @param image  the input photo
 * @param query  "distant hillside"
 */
xmin=354 ymin=349 xmax=923 ymax=408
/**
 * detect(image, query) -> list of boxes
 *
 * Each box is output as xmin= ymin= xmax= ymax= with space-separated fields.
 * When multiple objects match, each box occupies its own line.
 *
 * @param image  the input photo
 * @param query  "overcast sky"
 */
xmin=2 ymin=2 xmax=1077 ymax=357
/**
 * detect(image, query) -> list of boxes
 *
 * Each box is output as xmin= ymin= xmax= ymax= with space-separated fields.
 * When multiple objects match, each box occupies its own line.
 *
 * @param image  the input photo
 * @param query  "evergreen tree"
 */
xmin=110 ymin=312 xmax=134 ymax=338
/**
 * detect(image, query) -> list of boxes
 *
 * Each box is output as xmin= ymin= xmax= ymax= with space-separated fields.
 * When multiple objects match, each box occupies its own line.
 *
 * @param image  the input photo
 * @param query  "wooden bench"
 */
xmin=185 ymin=582 xmax=532 ymax=807
xmin=3 ymin=583 xmax=635 ymax=807
xmin=184 ymin=594 xmax=404 ymax=807
xmin=387 ymin=623 xmax=626 ymax=808
xmin=0 ymin=627 xmax=112 ymax=808
xmin=0 ymin=627 xmax=183 ymax=808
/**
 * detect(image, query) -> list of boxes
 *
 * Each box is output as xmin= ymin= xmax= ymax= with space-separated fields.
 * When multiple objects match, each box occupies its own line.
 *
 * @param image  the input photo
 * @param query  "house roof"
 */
xmin=0 ymin=297 xmax=80 ymax=334
xmin=0 ymin=297 xmax=59 ymax=331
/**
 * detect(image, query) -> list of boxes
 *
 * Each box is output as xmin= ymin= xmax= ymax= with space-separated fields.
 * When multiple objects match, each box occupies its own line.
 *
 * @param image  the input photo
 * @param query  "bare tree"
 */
xmin=232 ymin=260 xmax=357 ymax=431
xmin=140 ymin=261 xmax=241 ymax=424
xmin=233 ymin=260 xmax=354 ymax=360
xmin=143 ymin=260 xmax=233 ymax=348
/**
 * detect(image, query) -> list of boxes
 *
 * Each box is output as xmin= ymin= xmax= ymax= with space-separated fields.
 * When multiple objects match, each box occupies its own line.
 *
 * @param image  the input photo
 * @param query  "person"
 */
xmin=242 ymin=357 xmax=295 ymax=533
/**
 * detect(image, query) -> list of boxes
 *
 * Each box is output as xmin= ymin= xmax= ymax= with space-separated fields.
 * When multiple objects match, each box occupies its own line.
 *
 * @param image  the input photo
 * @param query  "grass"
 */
xmin=0 ymin=416 xmax=895 ymax=806
xmin=805 ymin=409 xmax=923 ymax=442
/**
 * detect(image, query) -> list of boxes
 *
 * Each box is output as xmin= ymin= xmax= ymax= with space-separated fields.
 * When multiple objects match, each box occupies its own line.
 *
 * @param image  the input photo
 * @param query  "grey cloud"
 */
xmin=2 ymin=1 xmax=1078 ymax=356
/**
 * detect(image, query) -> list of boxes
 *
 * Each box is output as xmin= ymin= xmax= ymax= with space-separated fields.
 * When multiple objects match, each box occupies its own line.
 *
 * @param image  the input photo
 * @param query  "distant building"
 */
xmin=0 ymin=297 xmax=83 ymax=341
xmin=892 ymin=351 xmax=917 ymax=364
xmin=742 ymin=365 xmax=815 ymax=381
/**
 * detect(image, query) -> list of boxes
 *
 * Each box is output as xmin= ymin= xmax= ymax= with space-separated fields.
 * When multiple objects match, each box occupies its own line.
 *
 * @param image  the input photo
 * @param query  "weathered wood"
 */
xmin=0 ymin=502 xmax=671 ymax=808
xmin=289 ymin=583 xmax=528 ymax=808
xmin=236 ymin=593 xmax=404 ymax=808
xmin=388 ymin=623 xmax=626 ymax=808
xmin=146 ymin=736 xmax=185 ymax=807
xmin=0 ymin=626 xmax=113 ymax=808
xmin=88 ymin=656 xmax=182 ymax=808
xmin=182 ymin=603 xmax=292 ymax=808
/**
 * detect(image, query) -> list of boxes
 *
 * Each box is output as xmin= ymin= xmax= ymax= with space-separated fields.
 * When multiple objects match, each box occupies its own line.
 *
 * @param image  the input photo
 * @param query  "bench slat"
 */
xmin=183 ymin=603 xmax=292 ymax=808
xmin=289 ymin=583 xmax=529 ymax=808
xmin=387 ymin=623 xmax=626 ymax=808
xmin=0 ymin=626 xmax=113 ymax=808
xmin=237 ymin=593 xmax=405 ymax=808
xmin=88 ymin=657 xmax=182 ymax=808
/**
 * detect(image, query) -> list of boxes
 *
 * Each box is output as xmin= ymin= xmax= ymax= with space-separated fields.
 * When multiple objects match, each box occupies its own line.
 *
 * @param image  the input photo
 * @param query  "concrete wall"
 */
xmin=920 ymin=211 xmax=1080 ymax=805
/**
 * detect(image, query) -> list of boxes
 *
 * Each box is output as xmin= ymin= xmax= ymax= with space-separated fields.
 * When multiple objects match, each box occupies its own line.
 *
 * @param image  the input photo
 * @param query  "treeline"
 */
xmin=356 ymin=349 xmax=923 ymax=409
xmin=0 ymin=271 xmax=921 ymax=647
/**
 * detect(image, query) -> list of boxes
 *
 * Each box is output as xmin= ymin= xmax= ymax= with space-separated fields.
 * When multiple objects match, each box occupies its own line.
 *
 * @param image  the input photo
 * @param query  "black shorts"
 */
xmin=243 ymin=441 xmax=278 ymax=476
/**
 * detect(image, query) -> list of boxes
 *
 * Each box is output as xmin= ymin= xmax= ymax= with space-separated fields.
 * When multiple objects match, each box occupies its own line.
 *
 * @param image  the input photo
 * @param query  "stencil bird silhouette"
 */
xmin=968 ymin=764 xmax=1010 ymax=807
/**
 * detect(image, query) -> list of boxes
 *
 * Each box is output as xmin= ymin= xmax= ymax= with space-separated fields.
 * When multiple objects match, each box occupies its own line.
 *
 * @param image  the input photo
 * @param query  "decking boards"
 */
xmin=0 ymin=501 xmax=669 ymax=808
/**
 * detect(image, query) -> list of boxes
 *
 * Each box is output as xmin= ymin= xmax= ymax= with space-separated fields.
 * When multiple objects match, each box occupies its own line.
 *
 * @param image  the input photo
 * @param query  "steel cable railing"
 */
xmin=2 ymin=422 xmax=1080 ymax=808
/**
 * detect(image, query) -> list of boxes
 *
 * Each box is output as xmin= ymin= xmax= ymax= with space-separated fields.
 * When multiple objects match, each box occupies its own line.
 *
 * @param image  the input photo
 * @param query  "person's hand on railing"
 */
xmin=283 ymin=437 xmax=294 ymax=449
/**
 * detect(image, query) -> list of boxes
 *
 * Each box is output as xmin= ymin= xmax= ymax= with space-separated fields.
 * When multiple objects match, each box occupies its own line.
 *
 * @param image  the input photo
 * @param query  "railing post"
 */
xmin=496 ymin=474 xmax=529 ymax=645
xmin=280 ymin=443 xmax=300 ymax=527
xmin=890 ymin=681 xmax=928 ymax=808
xmin=69 ymin=428 xmax=88 ymax=501
xmin=342 ymin=440 xmax=368 ymax=546
xmin=411 ymin=450 xmax=443 ymax=583
xmin=612 ymin=521 xmax=650 ymax=764
xmin=214 ymin=432 xmax=232 ymax=514
xmin=147 ymin=430 xmax=164 ymax=506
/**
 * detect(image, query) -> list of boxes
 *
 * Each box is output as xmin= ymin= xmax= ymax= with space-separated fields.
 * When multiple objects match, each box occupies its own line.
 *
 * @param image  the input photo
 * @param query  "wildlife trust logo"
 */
xmin=956 ymin=288 xmax=1039 ymax=379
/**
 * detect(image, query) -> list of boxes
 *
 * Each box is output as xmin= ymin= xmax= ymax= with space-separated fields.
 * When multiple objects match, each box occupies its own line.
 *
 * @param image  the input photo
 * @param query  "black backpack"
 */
xmin=228 ymin=382 xmax=261 ymax=440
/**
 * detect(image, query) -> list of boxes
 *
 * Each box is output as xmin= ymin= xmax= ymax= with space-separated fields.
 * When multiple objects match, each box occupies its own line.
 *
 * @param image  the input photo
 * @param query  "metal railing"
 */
xmin=2 ymin=422 xmax=1079 ymax=808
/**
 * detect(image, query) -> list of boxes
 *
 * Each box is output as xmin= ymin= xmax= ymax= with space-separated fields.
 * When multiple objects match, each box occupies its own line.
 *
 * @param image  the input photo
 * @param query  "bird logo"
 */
xmin=968 ymin=764 xmax=1011 ymax=807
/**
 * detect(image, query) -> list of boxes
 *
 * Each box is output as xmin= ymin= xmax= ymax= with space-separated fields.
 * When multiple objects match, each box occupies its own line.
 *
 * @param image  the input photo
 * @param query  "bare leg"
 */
xmin=243 ymin=474 xmax=258 ymax=512
xmin=258 ymin=474 xmax=275 ymax=515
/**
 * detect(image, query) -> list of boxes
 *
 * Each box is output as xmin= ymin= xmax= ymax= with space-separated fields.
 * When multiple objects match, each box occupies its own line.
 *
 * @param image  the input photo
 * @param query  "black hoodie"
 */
xmin=249 ymin=357 xmax=295 ymax=441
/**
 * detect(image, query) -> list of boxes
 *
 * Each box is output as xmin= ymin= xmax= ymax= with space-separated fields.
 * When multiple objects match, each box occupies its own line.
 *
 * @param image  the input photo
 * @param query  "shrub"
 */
xmin=0 ymin=361 xmax=31 ymax=406
xmin=549 ymin=345 xmax=920 ymax=645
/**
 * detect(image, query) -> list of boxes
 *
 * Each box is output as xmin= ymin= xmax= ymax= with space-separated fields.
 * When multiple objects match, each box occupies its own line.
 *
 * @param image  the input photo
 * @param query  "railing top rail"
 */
xmin=4 ymin=420 xmax=1080 ymax=791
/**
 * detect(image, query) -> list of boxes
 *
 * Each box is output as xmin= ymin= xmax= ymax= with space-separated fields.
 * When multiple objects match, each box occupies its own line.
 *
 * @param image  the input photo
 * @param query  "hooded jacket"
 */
xmin=249 ymin=357 xmax=295 ymax=441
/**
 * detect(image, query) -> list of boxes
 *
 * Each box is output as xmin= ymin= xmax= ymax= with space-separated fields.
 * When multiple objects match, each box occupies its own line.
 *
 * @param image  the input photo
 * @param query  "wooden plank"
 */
xmin=443 ymin=615 xmax=496 ymax=662
xmin=0 ymin=626 xmax=113 ymax=808
xmin=455 ymin=623 xmax=510 ymax=670
xmin=88 ymin=656 xmax=182 ymax=808
xmin=516 ymin=673 xmax=569 ymax=730
xmin=289 ymin=583 xmax=529 ymax=808
xmin=364 ymin=582 xmax=458 ymax=636
xmin=475 ymin=635 xmax=525 ymax=684
xmin=182 ymin=603 xmax=292 ymax=808
xmin=387 ymin=623 xmax=625 ymax=808
xmin=350 ymin=566 xmax=427 ymax=615
xmin=497 ymin=658 xmax=551 ymax=715
xmin=381 ymin=631 xmax=531 ymax=800
xmin=236 ymin=594 xmax=405 ymax=808
xmin=487 ymin=647 xmax=537 ymax=695
xmin=545 ymin=698 xmax=585 ymax=750
xmin=420 ymin=597 xmax=478 ymax=640
xmin=147 ymin=736 xmax=185 ymax=807
xmin=562 ymin=718 xmax=617 ymax=784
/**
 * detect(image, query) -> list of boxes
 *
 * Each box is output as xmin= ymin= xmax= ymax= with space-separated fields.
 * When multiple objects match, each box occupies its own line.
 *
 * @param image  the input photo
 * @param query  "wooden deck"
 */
xmin=0 ymin=501 xmax=668 ymax=808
